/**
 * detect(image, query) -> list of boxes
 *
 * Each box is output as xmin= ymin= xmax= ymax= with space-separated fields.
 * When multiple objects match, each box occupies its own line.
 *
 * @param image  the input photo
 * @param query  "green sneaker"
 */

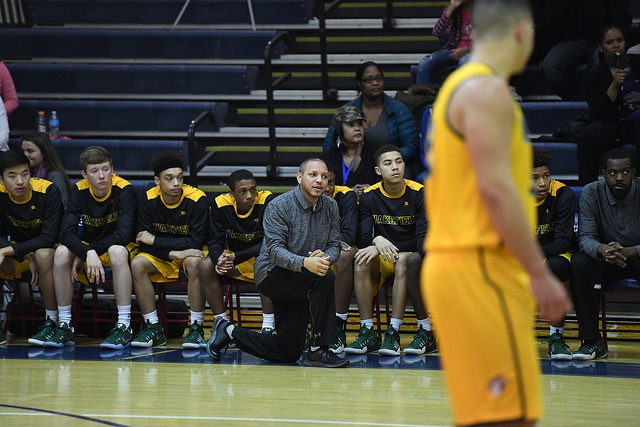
xmin=43 ymin=322 xmax=75 ymax=348
xmin=378 ymin=326 xmax=401 ymax=356
xmin=261 ymin=327 xmax=276 ymax=336
xmin=329 ymin=326 xmax=346 ymax=353
xmin=27 ymin=317 xmax=58 ymax=346
xmin=182 ymin=321 xmax=205 ymax=349
xmin=345 ymin=325 xmax=380 ymax=354
xmin=572 ymin=337 xmax=607 ymax=360
xmin=304 ymin=328 xmax=312 ymax=350
xmin=404 ymin=326 xmax=437 ymax=355
xmin=131 ymin=321 xmax=167 ymax=348
xmin=547 ymin=332 xmax=572 ymax=360
xmin=100 ymin=323 xmax=133 ymax=349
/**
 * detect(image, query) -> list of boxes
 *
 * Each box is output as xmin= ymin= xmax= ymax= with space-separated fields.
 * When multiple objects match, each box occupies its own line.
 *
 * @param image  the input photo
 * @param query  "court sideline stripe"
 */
xmin=0 ymin=404 xmax=128 ymax=426
xmin=85 ymin=414 xmax=446 ymax=426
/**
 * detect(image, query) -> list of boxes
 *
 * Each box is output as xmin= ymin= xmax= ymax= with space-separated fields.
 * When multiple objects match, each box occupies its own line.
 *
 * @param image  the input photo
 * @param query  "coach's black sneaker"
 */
xmin=206 ymin=317 xmax=232 ymax=361
xmin=304 ymin=346 xmax=349 ymax=368
xmin=573 ymin=337 xmax=607 ymax=360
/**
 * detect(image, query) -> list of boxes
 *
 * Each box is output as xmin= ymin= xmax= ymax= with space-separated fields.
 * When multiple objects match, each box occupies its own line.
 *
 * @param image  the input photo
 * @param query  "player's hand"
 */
xmin=170 ymin=248 xmax=205 ymax=261
xmin=372 ymin=236 xmax=399 ymax=263
xmin=303 ymin=255 xmax=330 ymax=276
xmin=308 ymin=249 xmax=326 ymax=258
xmin=25 ymin=254 xmax=38 ymax=285
xmin=136 ymin=231 xmax=155 ymax=246
xmin=530 ymin=269 xmax=571 ymax=324
xmin=354 ymin=245 xmax=379 ymax=266
xmin=86 ymin=250 xmax=106 ymax=284
xmin=340 ymin=241 xmax=353 ymax=252
xmin=71 ymin=256 xmax=82 ymax=282
xmin=216 ymin=252 xmax=235 ymax=274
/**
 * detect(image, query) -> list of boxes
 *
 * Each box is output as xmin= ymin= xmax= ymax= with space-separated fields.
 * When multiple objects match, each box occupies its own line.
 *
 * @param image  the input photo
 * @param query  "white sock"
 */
xmin=390 ymin=317 xmax=403 ymax=331
xmin=550 ymin=325 xmax=564 ymax=336
xmin=117 ymin=305 xmax=131 ymax=328
xmin=142 ymin=310 xmax=159 ymax=325
xmin=417 ymin=317 xmax=432 ymax=331
xmin=58 ymin=305 xmax=72 ymax=326
xmin=190 ymin=310 xmax=205 ymax=325
xmin=336 ymin=312 xmax=348 ymax=321
xmin=262 ymin=313 xmax=275 ymax=329
xmin=361 ymin=318 xmax=374 ymax=329
xmin=225 ymin=324 xmax=235 ymax=338
xmin=45 ymin=309 xmax=58 ymax=323
xmin=214 ymin=311 xmax=229 ymax=321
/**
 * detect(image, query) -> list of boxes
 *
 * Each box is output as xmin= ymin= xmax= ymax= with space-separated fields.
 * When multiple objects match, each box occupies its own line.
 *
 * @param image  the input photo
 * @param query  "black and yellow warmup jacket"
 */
xmin=358 ymin=179 xmax=427 ymax=255
xmin=138 ymin=184 xmax=209 ymax=260
xmin=0 ymin=178 xmax=63 ymax=260
xmin=536 ymin=179 xmax=576 ymax=258
xmin=332 ymin=185 xmax=357 ymax=246
xmin=59 ymin=175 xmax=137 ymax=261
xmin=207 ymin=190 xmax=274 ymax=264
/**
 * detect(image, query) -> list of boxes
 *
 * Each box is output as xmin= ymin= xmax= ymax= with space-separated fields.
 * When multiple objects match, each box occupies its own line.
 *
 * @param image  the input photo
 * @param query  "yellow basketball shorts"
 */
xmin=422 ymin=247 xmax=542 ymax=426
xmin=77 ymin=242 xmax=138 ymax=285
xmin=0 ymin=258 xmax=31 ymax=279
xmin=232 ymin=257 xmax=255 ymax=283
xmin=135 ymin=246 xmax=208 ymax=283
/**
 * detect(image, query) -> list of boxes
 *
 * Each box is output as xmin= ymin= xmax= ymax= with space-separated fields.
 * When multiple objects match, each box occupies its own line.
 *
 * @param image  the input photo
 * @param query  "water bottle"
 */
xmin=37 ymin=111 xmax=47 ymax=133
xmin=49 ymin=110 xmax=60 ymax=136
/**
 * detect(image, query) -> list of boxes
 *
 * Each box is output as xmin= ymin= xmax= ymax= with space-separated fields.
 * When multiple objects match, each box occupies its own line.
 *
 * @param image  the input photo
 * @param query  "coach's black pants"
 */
xmin=231 ymin=266 xmax=337 ymax=363
xmin=571 ymin=251 xmax=640 ymax=340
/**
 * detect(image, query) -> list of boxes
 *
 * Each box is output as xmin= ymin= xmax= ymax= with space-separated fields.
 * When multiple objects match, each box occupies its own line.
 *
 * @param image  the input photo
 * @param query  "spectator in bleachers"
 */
xmin=45 ymin=146 xmax=137 ymax=349
xmin=323 ymin=166 xmax=358 ymax=353
xmin=577 ymin=25 xmax=639 ymax=185
xmin=542 ymin=1 xmax=631 ymax=101
xmin=206 ymin=158 xmax=348 ymax=368
xmin=323 ymin=62 xmax=421 ymax=178
xmin=571 ymin=147 xmax=640 ymax=360
xmin=322 ymin=106 xmax=379 ymax=201
xmin=0 ymin=98 xmax=8 ymax=151
xmin=131 ymin=151 xmax=209 ymax=349
xmin=415 ymin=0 xmax=473 ymax=86
xmin=0 ymin=61 xmax=18 ymax=115
xmin=20 ymin=132 xmax=71 ymax=207
xmin=197 ymin=169 xmax=276 ymax=344
xmin=345 ymin=145 xmax=435 ymax=356
xmin=0 ymin=150 xmax=63 ymax=346
xmin=533 ymin=148 xmax=576 ymax=360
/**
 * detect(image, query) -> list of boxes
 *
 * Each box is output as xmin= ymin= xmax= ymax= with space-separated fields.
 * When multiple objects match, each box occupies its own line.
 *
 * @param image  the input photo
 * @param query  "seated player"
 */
xmin=0 ymin=150 xmax=63 ymax=345
xmin=324 ymin=167 xmax=358 ymax=352
xmin=198 ymin=169 xmax=276 ymax=338
xmin=45 ymin=146 xmax=137 ymax=349
xmin=345 ymin=145 xmax=436 ymax=356
xmin=130 ymin=151 xmax=209 ymax=348
xmin=532 ymin=148 xmax=576 ymax=360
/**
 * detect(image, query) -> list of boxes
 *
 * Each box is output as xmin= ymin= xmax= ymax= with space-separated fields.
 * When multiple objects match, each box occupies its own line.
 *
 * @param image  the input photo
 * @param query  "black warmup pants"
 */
xmin=232 ymin=266 xmax=337 ymax=363
xmin=570 ymin=251 xmax=640 ymax=340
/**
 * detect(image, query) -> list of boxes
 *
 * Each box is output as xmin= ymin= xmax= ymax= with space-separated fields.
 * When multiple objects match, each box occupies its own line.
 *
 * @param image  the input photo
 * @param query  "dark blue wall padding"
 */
xmin=49 ymin=138 xmax=188 ymax=171
xmin=27 ymin=0 xmax=315 ymax=25
xmin=0 ymin=28 xmax=282 ymax=59
xmin=531 ymin=142 xmax=577 ymax=176
xmin=8 ymin=63 xmax=259 ymax=95
xmin=521 ymin=102 xmax=588 ymax=135
xmin=9 ymin=100 xmax=228 ymax=132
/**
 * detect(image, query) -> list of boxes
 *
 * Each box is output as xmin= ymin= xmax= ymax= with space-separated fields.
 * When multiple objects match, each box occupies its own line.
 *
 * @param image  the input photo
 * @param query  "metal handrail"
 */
xmin=186 ymin=110 xmax=217 ymax=187
xmin=264 ymin=31 xmax=292 ymax=178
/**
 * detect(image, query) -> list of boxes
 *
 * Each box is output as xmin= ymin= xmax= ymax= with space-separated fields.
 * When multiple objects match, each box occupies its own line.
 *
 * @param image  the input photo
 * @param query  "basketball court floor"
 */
xmin=1 ymin=334 xmax=639 ymax=426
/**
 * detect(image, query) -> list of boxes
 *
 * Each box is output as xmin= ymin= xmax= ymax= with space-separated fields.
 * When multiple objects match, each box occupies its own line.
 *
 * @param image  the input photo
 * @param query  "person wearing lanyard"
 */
xmin=322 ymin=106 xmax=380 ymax=202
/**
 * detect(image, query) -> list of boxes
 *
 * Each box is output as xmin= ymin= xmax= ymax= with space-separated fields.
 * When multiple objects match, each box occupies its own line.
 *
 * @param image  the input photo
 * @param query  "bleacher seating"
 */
xmin=0 ymin=28 xmax=283 ymax=60
xmin=8 ymin=64 xmax=259 ymax=96
xmin=26 ymin=0 xmax=315 ymax=25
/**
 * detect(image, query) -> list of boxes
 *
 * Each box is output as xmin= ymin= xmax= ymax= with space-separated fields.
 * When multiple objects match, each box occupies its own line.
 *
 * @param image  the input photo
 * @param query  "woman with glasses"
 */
xmin=323 ymin=61 xmax=421 ymax=178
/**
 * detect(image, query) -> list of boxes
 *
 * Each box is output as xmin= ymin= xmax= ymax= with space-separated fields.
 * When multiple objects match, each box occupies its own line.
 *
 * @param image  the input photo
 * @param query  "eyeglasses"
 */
xmin=360 ymin=76 xmax=383 ymax=84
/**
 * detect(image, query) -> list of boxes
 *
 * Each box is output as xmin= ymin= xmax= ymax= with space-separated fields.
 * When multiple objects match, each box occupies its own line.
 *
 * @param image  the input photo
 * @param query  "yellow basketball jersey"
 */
xmin=425 ymin=62 xmax=535 ymax=251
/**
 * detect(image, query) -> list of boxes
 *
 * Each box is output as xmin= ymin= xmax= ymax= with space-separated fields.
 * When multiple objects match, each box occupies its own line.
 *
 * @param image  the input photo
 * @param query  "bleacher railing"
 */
xmin=187 ymin=110 xmax=217 ymax=187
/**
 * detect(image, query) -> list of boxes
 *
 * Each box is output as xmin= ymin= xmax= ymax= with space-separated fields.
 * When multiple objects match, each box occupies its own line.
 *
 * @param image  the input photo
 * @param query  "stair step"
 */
xmin=206 ymin=145 xmax=322 ymax=153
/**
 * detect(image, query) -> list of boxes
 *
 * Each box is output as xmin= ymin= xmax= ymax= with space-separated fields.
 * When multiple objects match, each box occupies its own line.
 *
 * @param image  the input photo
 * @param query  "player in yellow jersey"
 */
xmin=423 ymin=1 xmax=570 ymax=425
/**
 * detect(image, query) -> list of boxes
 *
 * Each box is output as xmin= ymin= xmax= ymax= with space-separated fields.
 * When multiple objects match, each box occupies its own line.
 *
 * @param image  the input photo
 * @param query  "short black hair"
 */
xmin=355 ymin=61 xmax=383 ymax=89
xmin=228 ymin=169 xmax=255 ymax=191
xmin=374 ymin=144 xmax=403 ymax=166
xmin=533 ymin=147 xmax=552 ymax=169
xmin=0 ymin=150 xmax=30 ymax=176
xmin=151 ymin=151 xmax=184 ymax=177
xmin=603 ymin=146 xmax=636 ymax=167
